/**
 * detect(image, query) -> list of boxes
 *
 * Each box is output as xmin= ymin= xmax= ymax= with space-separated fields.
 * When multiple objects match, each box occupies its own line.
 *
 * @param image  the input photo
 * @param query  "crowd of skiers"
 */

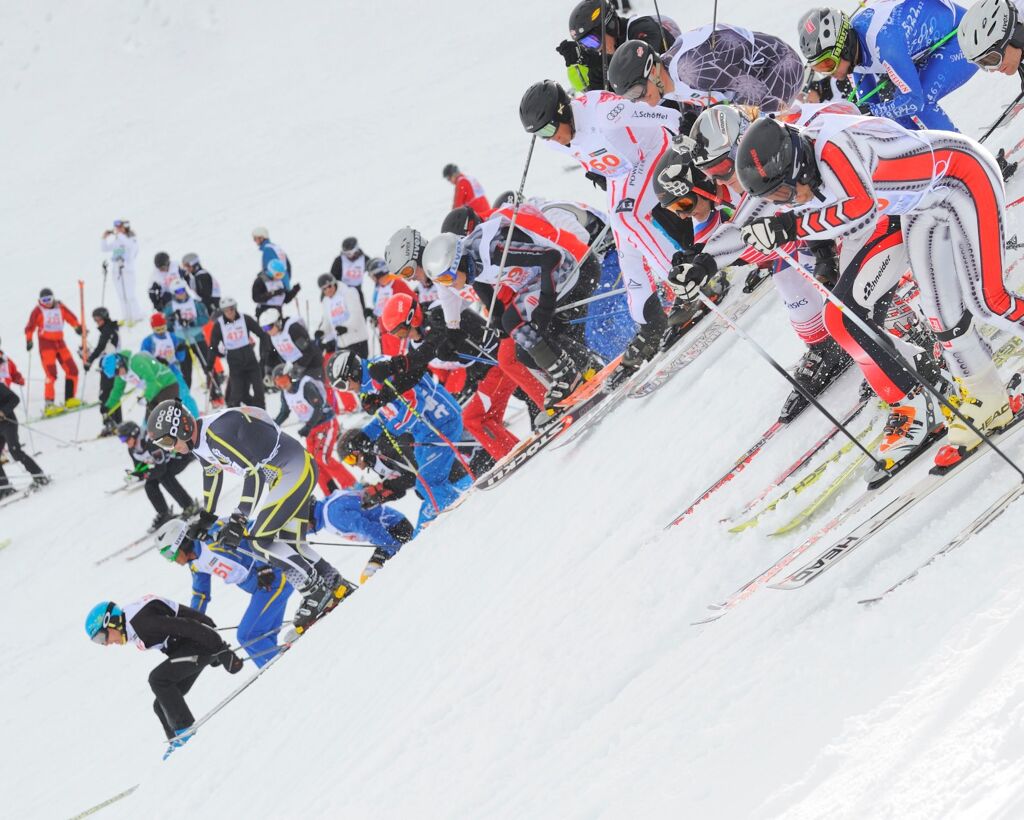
xmin=63 ymin=0 xmax=1024 ymax=752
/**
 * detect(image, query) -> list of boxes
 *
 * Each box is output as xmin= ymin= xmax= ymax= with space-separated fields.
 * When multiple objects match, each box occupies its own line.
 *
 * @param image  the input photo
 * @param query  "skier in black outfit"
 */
xmin=118 ymin=420 xmax=197 ymax=530
xmin=181 ymin=253 xmax=221 ymax=314
xmin=207 ymin=297 xmax=270 ymax=409
xmin=84 ymin=597 xmax=243 ymax=749
xmin=83 ymin=306 xmax=121 ymax=436
xmin=0 ymin=382 xmax=47 ymax=497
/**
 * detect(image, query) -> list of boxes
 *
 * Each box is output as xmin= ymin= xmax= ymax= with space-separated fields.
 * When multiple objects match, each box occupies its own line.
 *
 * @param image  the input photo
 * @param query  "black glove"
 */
xmin=668 ymin=252 xmax=718 ymax=301
xmin=186 ymin=510 xmax=218 ymax=542
xmin=220 ymin=514 xmax=248 ymax=547
xmin=213 ymin=646 xmax=244 ymax=674
xmin=83 ymin=360 xmax=92 ymax=372
xmin=874 ymin=78 xmax=896 ymax=104
xmin=333 ymin=325 xmax=347 ymax=336
xmin=256 ymin=566 xmax=276 ymax=591
xmin=361 ymin=482 xmax=398 ymax=509
xmin=364 ymin=308 xmax=376 ymax=321
xmin=369 ymin=358 xmax=409 ymax=384
xmin=530 ymin=297 xmax=556 ymax=331
xmin=285 ymin=284 xmax=301 ymax=302
xmin=740 ymin=212 xmax=798 ymax=254
xmin=555 ymin=38 xmax=582 ymax=67
xmin=802 ymin=76 xmax=834 ymax=102
xmin=584 ymin=171 xmax=607 ymax=191
xmin=808 ymin=241 xmax=840 ymax=288
xmin=26 ymin=340 xmax=33 ymax=352
xmin=361 ymin=385 xmax=397 ymax=414
xmin=74 ymin=325 xmax=83 ymax=336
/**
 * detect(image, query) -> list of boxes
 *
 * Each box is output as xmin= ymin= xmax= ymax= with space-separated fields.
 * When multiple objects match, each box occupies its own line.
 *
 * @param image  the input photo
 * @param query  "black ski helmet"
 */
xmin=39 ymin=287 xmax=54 ymax=300
xmin=147 ymin=398 xmax=197 ymax=451
xmin=154 ymin=252 xmax=171 ymax=269
xmin=492 ymin=190 xmax=516 ymax=209
xmin=519 ymin=80 xmax=574 ymax=136
xmin=327 ymin=350 xmax=363 ymax=389
xmin=92 ymin=306 xmax=111 ymax=322
xmin=317 ymin=272 xmax=336 ymax=289
xmin=652 ymin=141 xmax=720 ymax=210
xmin=608 ymin=40 xmax=658 ymax=98
xmin=441 ymin=206 xmax=480 ymax=237
xmin=341 ymin=237 xmax=359 ymax=253
xmin=116 ymin=420 xmax=141 ymax=440
xmin=569 ymin=0 xmax=622 ymax=45
xmin=736 ymin=117 xmax=820 ymax=201
xmin=337 ymin=428 xmax=374 ymax=461
xmin=442 ymin=163 xmax=459 ymax=179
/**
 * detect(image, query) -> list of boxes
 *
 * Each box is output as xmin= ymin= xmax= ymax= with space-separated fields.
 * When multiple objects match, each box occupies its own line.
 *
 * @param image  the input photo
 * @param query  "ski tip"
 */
xmin=857 ymin=596 xmax=883 ymax=607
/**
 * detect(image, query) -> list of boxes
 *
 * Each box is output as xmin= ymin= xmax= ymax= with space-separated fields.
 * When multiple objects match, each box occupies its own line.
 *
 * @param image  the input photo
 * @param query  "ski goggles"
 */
xmin=396 ymin=262 xmax=416 ymax=279
xmin=39 ymin=296 xmax=55 ymax=307
xmin=809 ymin=54 xmax=841 ymax=75
xmin=152 ymin=433 xmax=179 ymax=450
xmin=535 ymin=121 xmax=560 ymax=140
xmin=432 ymin=267 xmax=458 ymax=287
xmin=113 ymin=219 xmax=130 ymax=228
xmin=578 ymin=33 xmax=601 ymax=49
xmin=117 ymin=433 xmax=135 ymax=443
xmin=173 ymin=287 xmax=188 ymax=297
xmin=320 ymin=281 xmax=337 ymax=293
xmin=700 ymin=155 xmax=736 ymax=181
xmin=90 ymin=627 xmax=112 ymax=645
xmin=342 ymin=451 xmax=359 ymax=466
xmin=975 ymin=46 xmax=1008 ymax=69
xmin=666 ymin=193 xmax=701 ymax=216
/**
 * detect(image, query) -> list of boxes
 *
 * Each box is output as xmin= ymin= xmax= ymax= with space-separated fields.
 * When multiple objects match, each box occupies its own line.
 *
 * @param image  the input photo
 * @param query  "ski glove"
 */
xmin=668 ymin=252 xmax=717 ymax=302
xmin=361 ymin=385 xmax=397 ymax=415
xmin=213 ymin=647 xmax=244 ymax=674
xmin=220 ymin=513 xmax=247 ymax=548
xmin=186 ymin=510 xmax=218 ymax=543
xmin=530 ymin=297 xmax=556 ymax=332
xmin=25 ymin=340 xmax=33 ymax=351
xmin=361 ymin=483 xmax=398 ymax=509
xmin=256 ymin=566 xmax=276 ymax=591
xmin=741 ymin=212 xmax=798 ymax=254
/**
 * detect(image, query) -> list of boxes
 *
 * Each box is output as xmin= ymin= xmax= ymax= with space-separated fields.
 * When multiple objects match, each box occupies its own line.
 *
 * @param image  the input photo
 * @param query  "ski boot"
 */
xmin=542 ymin=350 xmax=583 ymax=412
xmin=65 ymin=397 xmax=82 ymax=409
xmin=0 ymin=486 xmax=16 ymax=501
xmin=863 ymin=386 xmax=944 ymax=486
xmin=997 ymin=148 xmax=1018 ymax=182
xmin=32 ymin=474 xmax=51 ymax=488
xmin=742 ymin=265 xmax=771 ymax=293
xmin=149 ymin=508 xmax=175 ymax=533
xmin=180 ymin=500 xmax=202 ymax=519
xmin=360 ymin=547 xmax=392 ymax=585
xmin=292 ymin=570 xmax=357 ymax=633
xmin=778 ymin=337 xmax=853 ymax=424
xmin=43 ymin=401 xmax=64 ymax=418
xmin=933 ymin=370 xmax=1021 ymax=472
xmin=163 ymin=727 xmax=194 ymax=761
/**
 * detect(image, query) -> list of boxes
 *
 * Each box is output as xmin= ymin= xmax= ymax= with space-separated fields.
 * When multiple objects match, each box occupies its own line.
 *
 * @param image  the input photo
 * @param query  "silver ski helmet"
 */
xmin=959 ymin=0 xmax=1023 ymax=68
xmin=148 ymin=398 xmax=197 ymax=451
xmin=736 ymin=117 xmax=820 ymax=203
xmin=385 ymin=227 xmax=426 ymax=278
xmin=652 ymin=138 xmax=720 ymax=212
xmin=798 ymin=8 xmax=856 ymax=74
xmin=422 ymin=233 xmax=465 ymax=287
xmin=689 ymin=105 xmax=754 ymax=180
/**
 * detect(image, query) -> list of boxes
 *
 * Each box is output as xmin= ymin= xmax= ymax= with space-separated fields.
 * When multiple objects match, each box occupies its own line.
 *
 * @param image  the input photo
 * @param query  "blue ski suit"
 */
xmin=312 ymin=490 xmax=412 ymax=559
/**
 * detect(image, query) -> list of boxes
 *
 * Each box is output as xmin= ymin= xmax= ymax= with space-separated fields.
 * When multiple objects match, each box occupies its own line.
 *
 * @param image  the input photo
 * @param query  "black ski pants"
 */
xmin=225 ymin=356 xmax=266 ymax=409
xmin=145 ymin=455 xmax=193 ymax=514
xmin=149 ymin=646 xmax=212 ymax=738
xmin=0 ymin=418 xmax=42 ymax=487
xmin=98 ymin=373 xmax=122 ymax=426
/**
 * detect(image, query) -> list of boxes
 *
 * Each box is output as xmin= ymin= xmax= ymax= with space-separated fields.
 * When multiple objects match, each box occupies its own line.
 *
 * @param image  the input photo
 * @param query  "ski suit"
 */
xmin=142 ymin=330 xmax=199 ymax=416
xmin=544 ymin=91 xmax=680 ymax=323
xmin=24 ymin=301 xmax=81 ymax=404
xmin=451 ymin=172 xmax=493 ymax=220
xmin=208 ymin=311 xmax=269 ymax=409
xmin=163 ymin=290 xmax=213 ymax=391
xmin=0 ymin=353 xmax=24 ymax=388
xmin=186 ymin=530 xmax=292 ymax=668
xmin=126 ymin=433 xmax=193 ymax=516
xmin=313 ymin=490 xmax=413 ymax=559
xmin=664 ymin=24 xmax=804 ymax=111
xmin=149 ymin=261 xmax=186 ymax=310
xmin=256 ymin=238 xmax=291 ymax=287
xmin=101 ymin=231 xmax=144 ymax=322
xmin=279 ymin=374 xmax=355 ymax=493
xmin=849 ymin=0 xmax=976 ymax=131
xmin=320 ymin=280 xmax=370 ymax=356
xmin=85 ymin=319 xmax=122 ymax=427
xmin=373 ymin=277 xmax=417 ymax=357
xmin=122 ymin=595 xmax=227 ymax=738
xmin=105 ymin=350 xmax=180 ymax=419
xmin=0 ymin=383 xmax=44 ymax=487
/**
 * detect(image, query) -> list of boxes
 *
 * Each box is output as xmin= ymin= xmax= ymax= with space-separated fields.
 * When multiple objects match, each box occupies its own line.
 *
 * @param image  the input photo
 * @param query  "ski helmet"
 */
xmin=259 ymin=306 xmax=283 ymax=329
xmin=608 ymin=40 xmax=659 ymax=100
xmin=150 ymin=312 xmax=167 ymax=330
xmin=219 ymin=296 xmax=238 ymax=313
xmin=328 ymin=350 xmax=363 ymax=388
xmin=147 ymin=398 xmax=197 ymax=451
xmin=272 ymin=362 xmax=294 ymax=389
xmin=652 ymin=142 xmax=720 ymax=212
xmin=380 ymin=293 xmax=422 ymax=334
xmin=170 ymin=278 xmax=189 ymax=298
xmin=267 ymin=259 xmax=287 ymax=280
xmin=385 ymin=227 xmax=425 ymax=277
xmin=92 ymin=306 xmax=111 ymax=322
xmin=116 ymin=420 xmax=140 ymax=441
xmin=38 ymin=288 xmax=54 ymax=305
xmin=156 ymin=518 xmax=192 ymax=562
xmin=367 ymin=257 xmax=390 ymax=279
xmin=441 ymin=206 xmax=479 ymax=237
xmin=569 ymin=0 xmax=621 ymax=48
xmin=689 ymin=105 xmax=753 ymax=179
xmin=154 ymin=252 xmax=171 ymax=269
xmin=736 ymin=117 xmax=820 ymax=203
xmin=492 ymin=190 xmax=516 ymax=210
xmin=317 ymin=272 xmax=336 ymax=290
xmin=519 ymin=80 xmax=574 ymax=138
xmin=442 ymin=163 xmax=459 ymax=179
xmin=337 ymin=428 xmax=374 ymax=464
xmin=797 ymin=8 xmax=856 ymax=73
xmin=422 ymin=233 xmax=464 ymax=286
xmin=958 ymin=0 xmax=1023 ymax=68
xmin=341 ymin=237 xmax=359 ymax=254
xmin=85 ymin=601 xmax=124 ymax=644
xmin=101 ymin=352 xmax=128 ymax=379
xmin=182 ymin=252 xmax=200 ymax=268
xmin=252 ymin=226 xmax=269 ymax=240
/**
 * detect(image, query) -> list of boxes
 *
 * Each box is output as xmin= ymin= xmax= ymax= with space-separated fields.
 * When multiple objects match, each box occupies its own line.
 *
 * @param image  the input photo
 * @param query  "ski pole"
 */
xmin=547 ymin=222 xmax=612 ymax=315
xmin=979 ymin=88 xmax=1024 ymax=144
xmin=18 ymin=420 xmax=76 ymax=445
xmin=600 ymin=1 xmax=609 ymax=89
xmin=306 ymin=538 xmax=378 ymax=549
xmin=849 ymin=30 xmax=958 ymax=107
xmin=458 ymin=352 xmax=500 ymax=366
xmin=367 ymin=407 xmax=441 ymax=513
xmin=73 ymin=368 xmax=90 ymax=442
xmin=23 ymin=356 xmax=32 ymax=419
xmin=383 ymin=378 xmax=476 ymax=480
xmin=774 ymin=247 xmax=1024 ymax=482
xmin=101 ymin=260 xmax=109 ymax=306
xmin=692 ymin=290 xmax=886 ymax=470
xmin=566 ymin=308 xmax=630 ymax=325
xmin=555 ymin=285 xmax=626 ymax=314
xmin=653 ymin=0 xmax=670 ymax=52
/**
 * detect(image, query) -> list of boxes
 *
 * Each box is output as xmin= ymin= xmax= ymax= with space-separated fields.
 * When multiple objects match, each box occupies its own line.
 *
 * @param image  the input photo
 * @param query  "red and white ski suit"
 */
xmin=24 ymin=301 xmax=81 ymax=403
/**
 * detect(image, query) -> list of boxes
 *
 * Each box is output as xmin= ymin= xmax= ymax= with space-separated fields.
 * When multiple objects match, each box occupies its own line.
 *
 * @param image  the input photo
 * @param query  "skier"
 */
xmin=369 ymin=257 xmax=417 ymax=357
xmin=142 ymin=313 xmax=200 ymax=417
xmin=260 ymin=307 xmax=324 ymax=383
xmin=146 ymin=400 xmax=357 ymax=631
xmin=162 ymin=279 xmax=220 ymax=405
xmin=310 ymin=487 xmax=414 ymax=584
xmin=959 ymin=0 xmax=1024 ymax=77
xmin=0 ymin=341 xmax=25 ymax=388
xmin=84 ymin=597 xmax=243 ymax=753
xmin=0 ymin=380 xmax=48 ymax=498
xmin=100 ymin=219 xmax=144 ymax=323
xmin=272 ymin=363 xmax=355 ymax=494
xmin=442 ymin=164 xmax=493 ymax=220
xmin=252 ymin=226 xmax=291 ymax=284
xmin=796 ymin=4 xmax=977 ymax=133
xmin=732 ymin=113 xmax=1024 ymax=472
xmin=101 ymin=349 xmax=181 ymax=420
xmin=317 ymin=272 xmax=370 ymax=357
xmin=328 ymin=351 xmax=471 ymax=530
xmin=24 ymin=287 xmax=83 ymax=417
xmin=557 ymin=0 xmax=680 ymax=93
xmin=117 ymin=420 xmax=197 ymax=530
xmin=156 ymin=519 xmax=293 ymax=667
xmin=149 ymin=252 xmax=186 ymax=310
xmin=519 ymin=80 xmax=682 ymax=372
xmin=180 ymin=252 xmax=221 ymax=314
xmin=608 ymin=29 xmax=804 ymax=111
xmin=207 ymin=297 xmax=269 ymax=409
xmin=83 ymin=307 xmax=123 ymax=436
xmin=329 ymin=237 xmax=375 ymax=318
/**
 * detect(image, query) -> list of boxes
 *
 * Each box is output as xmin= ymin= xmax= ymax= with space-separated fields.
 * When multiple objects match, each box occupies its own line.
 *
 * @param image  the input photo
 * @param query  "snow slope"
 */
xmin=6 ymin=2 xmax=1024 ymax=819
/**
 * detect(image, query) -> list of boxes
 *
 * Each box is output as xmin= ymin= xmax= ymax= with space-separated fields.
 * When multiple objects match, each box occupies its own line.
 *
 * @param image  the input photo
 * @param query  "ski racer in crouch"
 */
xmin=520 ymin=80 xmax=686 ymax=378
xmin=117 ymin=420 xmax=197 ymax=531
xmin=607 ymin=27 xmax=804 ymax=112
xmin=310 ymin=486 xmax=415 ymax=583
xmin=84 ymin=597 xmax=243 ymax=754
xmin=155 ymin=519 xmax=294 ymax=668
xmin=732 ymin=112 xmax=1024 ymax=474
xmin=328 ymin=351 xmax=471 ymax=530
xmin=146 ymin=400 xmax=357 ymax=632
xmin=557 ymin=0 xmax=679 ymax=93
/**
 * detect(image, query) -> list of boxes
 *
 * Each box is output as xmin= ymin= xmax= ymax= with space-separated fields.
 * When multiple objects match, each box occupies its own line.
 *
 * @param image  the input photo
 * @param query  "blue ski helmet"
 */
xmin=85 ymin=601 xmax=124 ymax=642
xmin=101 ymin=352 xmax=127 ymax=379
xmin=267 ymin=259 xmax=287 ymax=280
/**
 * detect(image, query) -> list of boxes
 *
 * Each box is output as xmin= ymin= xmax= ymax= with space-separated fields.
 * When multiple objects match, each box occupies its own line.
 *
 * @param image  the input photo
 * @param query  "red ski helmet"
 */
xmin=380 ymin=293 xmax=422 ymax=334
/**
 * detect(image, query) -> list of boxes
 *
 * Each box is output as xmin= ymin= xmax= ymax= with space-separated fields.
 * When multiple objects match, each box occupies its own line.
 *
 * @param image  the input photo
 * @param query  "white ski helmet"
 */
xmin=259 ymin=306 xmax=283 ymax=328
xmin=251 ymin=226 xmax=269 ymax=240
xmin=689 ymin=106 xmax=753 ymax=177
xmin=959 ymin=0 xmax=1020 ymax=67
xmin=385 ymin=226 xmax=425 ymax=277
xmin=422 ymin=233 xmax=464 ymax=286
